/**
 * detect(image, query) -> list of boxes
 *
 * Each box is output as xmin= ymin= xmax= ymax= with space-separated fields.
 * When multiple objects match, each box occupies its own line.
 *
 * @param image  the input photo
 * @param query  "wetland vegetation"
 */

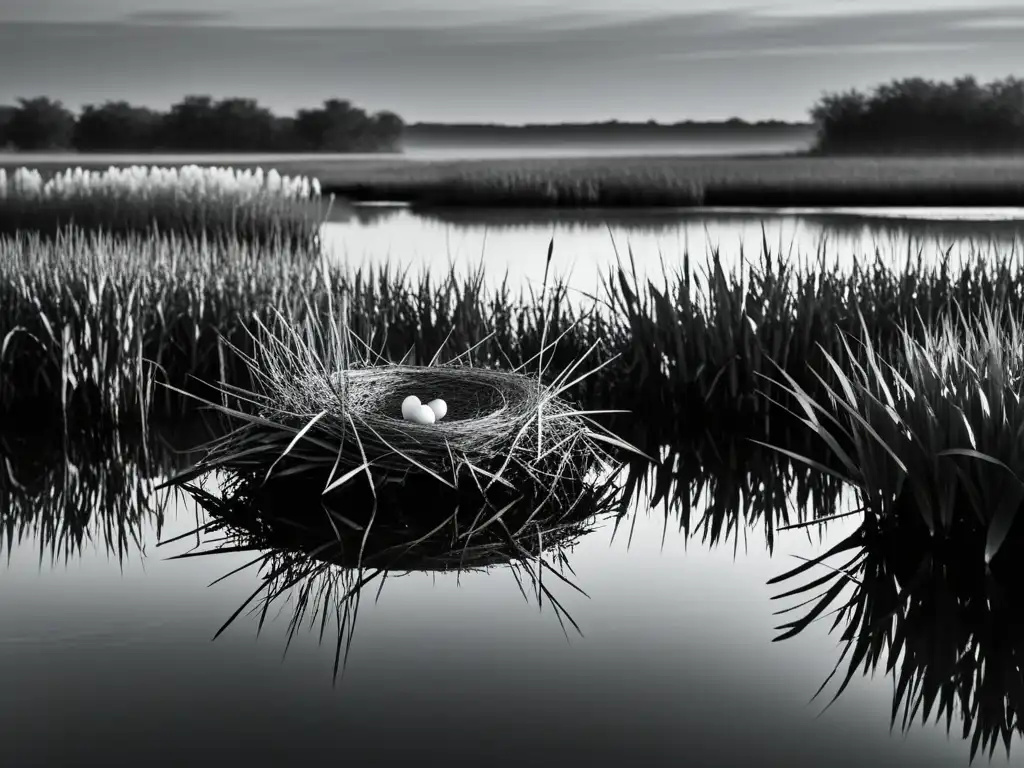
xmin=6 ymin=75 xmax=1024 ymax=760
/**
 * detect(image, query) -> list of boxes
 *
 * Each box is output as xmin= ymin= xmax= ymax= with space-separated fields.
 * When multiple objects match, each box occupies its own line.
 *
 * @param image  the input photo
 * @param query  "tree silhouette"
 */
xmin=0 ymin=94 xmax=405 ymax=153
xmin=74 ymin=101 xmax=162 ymax=152
xmin=6 ymin=98 xmax=76 ymax=150
xmin=811 ymin=75 xmax=1024 ymax=154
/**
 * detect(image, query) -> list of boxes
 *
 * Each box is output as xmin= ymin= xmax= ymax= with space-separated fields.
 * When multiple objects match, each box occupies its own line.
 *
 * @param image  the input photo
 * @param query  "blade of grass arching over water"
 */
xmin=355 ymin=415 xmax=456 ymax=489
xmin=323 ymin=460 xmax=380 ymax=495
xmin=263 ymin=409 xmax=329 ymax=483
xmin=767 ymin=533 xmax=867 ymax=586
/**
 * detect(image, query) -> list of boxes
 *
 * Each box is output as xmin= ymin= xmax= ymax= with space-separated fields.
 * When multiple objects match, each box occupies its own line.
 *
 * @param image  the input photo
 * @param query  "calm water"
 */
xmin=323 ymin=206 xmax=1024 ymax=294
xmin=1 ymin=436 xmax=1012 ymax=768
xmin=2 ymin=430 xmax=1015 ymax=765
xmin=4 ymin=206 xmax=1024 ymax=767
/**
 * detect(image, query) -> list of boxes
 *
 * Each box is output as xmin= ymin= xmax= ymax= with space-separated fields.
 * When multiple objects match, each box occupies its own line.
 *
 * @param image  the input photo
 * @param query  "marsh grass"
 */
xmin=763 ymin=308 xmax=1024 ymax=761
xmin=8 ymin=226 xmax=1024 ymax=524
xmin=763 ymin=307 xmax=1024 ymax=559
xmin=309 ymin=155 xmax=1024 ymax=207
xmin=603 ymin=243 xmax=1024 ymax=514
xmin=0 ymin=230 xmax=328 ymax=425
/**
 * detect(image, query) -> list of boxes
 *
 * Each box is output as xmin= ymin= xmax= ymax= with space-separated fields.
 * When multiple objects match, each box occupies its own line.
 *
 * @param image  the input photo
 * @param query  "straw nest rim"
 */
xmin=268 ymin=363 xmax=601 ymax=483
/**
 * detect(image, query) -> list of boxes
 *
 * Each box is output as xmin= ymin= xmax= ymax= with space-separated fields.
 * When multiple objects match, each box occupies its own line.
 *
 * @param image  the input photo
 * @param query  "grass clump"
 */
xmin=0 ymin=229 xmax=333 ymax=424
xmin=764 ymin=306 xmax=1024 ymax=762
xmin=0 ymin=165 xmax=325 ymax=245
xmin=765 ymin=306 xmax=1024 ymax=559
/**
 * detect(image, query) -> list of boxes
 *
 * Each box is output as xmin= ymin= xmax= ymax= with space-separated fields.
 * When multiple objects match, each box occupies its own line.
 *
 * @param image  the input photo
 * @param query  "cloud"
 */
xmin=952 ymin=15 xmax=1024 ymax=29
xmin=121 ymin=10 xmax=230 ymax=25
xmin=0 ymin=2 xmax=1020 ymax=123
xmin=662 ymin=41 xmax=981 ymax=61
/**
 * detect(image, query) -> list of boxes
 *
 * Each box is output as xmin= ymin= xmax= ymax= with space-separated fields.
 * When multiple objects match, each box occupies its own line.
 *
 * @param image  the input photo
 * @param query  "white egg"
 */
xmin=401 ymin=395 xmax=421 ymax=421
xmin=409 ymin=404 xmax=436 ymax=425
xmin=426 ymin=398 xmax=448 ymax=421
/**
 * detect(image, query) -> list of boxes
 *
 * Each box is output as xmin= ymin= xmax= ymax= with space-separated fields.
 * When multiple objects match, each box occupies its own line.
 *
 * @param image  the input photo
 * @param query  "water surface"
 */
xmin=323 ymin=206 xmax=1024 ymax=293
xmin=1 ymin=446 xmax=1011 ymax=768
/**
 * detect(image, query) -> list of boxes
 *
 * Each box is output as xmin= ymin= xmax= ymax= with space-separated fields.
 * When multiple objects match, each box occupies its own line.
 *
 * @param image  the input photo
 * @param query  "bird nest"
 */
xmin=186 ymin=363 xmax=616 ymax=500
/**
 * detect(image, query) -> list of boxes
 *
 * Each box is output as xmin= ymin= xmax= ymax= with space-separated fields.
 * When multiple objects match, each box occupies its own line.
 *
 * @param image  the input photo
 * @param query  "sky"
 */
xmin=0 ymin=0 xmax=1021 ymax=123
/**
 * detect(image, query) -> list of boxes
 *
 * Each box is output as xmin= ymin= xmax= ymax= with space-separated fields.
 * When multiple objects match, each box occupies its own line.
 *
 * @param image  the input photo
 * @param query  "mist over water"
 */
xmin=398 ymin=134 xmax=816 ymax=160
xmin=1 ymin=134 xmax=814 ymax=165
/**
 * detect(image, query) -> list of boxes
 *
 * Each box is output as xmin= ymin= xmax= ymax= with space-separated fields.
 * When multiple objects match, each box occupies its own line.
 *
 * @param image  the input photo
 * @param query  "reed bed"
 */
xmin=307 ymin=155 xmax=1024 ymax=207
xmin=12 ymin=155 xmax=1024 ymax=207
xmin=0 ymin=165 xmax=324 ymax=244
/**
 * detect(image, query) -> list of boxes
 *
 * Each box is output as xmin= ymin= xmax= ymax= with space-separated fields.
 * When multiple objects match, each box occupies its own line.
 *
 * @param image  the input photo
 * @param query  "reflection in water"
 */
xmin=170 ymin=470 xmax=628 ymax=678
xmin=0 ymin=420 xmax=211 ymax=563
xmin=3 ymin=414 xmax=1024 ymax=764
xmin=638 ymin=437 xmax=849 ymax=553
xmin=771 ymin=510 xmax=1024 ymax=763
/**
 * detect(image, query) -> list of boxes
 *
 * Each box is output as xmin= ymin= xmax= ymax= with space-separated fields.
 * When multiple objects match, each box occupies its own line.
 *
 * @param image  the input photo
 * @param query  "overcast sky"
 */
xmin=0 ymin=0 xmax=1021 ymax=122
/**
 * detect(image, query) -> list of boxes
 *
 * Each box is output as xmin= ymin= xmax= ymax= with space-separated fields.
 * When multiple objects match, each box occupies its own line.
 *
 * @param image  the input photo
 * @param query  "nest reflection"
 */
xmin=170 ymin=469 xmax=628 ymax=679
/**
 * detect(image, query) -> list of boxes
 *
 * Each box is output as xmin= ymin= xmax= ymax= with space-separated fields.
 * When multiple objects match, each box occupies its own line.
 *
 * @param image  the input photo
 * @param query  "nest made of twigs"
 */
xmin=192 ymin=363 xmax=612 ymax=497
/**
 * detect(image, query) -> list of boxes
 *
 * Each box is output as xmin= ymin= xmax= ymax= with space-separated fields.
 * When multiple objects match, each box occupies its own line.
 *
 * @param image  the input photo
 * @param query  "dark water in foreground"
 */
xmin=0 ymin=423 xmax=1021 ymax=768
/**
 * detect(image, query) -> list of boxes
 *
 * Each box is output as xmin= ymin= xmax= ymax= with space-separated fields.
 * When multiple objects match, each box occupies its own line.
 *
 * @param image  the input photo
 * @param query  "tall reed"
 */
xmin=0 ymin=165 xmax=324 ymax=244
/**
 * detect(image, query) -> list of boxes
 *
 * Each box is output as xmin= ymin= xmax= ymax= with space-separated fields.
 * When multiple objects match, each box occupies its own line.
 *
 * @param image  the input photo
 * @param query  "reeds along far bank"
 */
xmin=0 ymin=165 xmax=325 ymax=245
xmin=319 ymin=156 xmax=1024 ymax=207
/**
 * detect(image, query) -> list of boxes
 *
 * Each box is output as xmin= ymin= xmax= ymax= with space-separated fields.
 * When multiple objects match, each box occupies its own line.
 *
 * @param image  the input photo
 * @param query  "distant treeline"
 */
xmin=811 ymin=76 xmax=1024 ymax=154
xmin=0 ymin=96 xmax=405 ymax=153
xmin=3 ymin=75 xmax=1022 ymax=156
